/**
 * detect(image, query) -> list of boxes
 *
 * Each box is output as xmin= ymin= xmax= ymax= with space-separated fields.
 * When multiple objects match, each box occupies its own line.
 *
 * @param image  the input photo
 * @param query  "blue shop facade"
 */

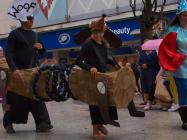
xmin=0 ymin=11 xmax=176 ymax=62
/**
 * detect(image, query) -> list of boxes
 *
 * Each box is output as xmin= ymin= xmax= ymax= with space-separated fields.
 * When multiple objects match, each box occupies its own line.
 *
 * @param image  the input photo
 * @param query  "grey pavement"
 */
xmin=0 ymin=97 xmax=187 ymax=140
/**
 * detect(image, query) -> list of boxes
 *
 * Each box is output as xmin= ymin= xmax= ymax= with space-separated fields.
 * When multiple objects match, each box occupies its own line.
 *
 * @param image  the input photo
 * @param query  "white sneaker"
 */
xmin=168 ymin=103 xmax=180 ymax=112
xmin=161 ymin=107 xmax=168 ymax=111
xmin=144 ymin=101 xmax=152 ymax=111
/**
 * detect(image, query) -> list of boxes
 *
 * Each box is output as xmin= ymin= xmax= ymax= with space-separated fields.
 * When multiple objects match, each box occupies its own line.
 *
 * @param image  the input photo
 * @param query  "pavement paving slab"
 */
xmin=0 ymin=98 xmax=187 ymax=140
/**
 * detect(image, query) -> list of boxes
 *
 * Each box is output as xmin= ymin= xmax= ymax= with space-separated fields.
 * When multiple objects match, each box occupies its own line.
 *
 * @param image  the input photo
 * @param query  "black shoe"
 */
xmin=4 ymin=125 xmax=15 ymax=134
xmin=182 ymin=123 xmax=187 ymax=130
xmin=131 ymin=110 xmax=145 ymax=117
xmin=36 ymin=123 xmax=53 ymax=132
xmin=128 ymin=100 xmax=145 ymax=117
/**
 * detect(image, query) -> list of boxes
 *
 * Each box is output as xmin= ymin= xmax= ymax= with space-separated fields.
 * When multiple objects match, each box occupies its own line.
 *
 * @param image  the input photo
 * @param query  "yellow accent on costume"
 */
xmin=168 ymin=75 xmax=179 ymax=104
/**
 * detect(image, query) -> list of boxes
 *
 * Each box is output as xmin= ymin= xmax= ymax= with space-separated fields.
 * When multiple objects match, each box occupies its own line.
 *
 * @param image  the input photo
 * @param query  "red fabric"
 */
xmin=158 ymin=32 xmax=186 ymax=72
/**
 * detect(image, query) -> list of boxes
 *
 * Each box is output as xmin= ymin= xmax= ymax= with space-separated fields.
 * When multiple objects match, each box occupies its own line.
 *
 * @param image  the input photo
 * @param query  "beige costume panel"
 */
xmin=69 ymin=66 xmax=136 ymax=108
xmin=0 ymin=57 xmax=50 ymax=100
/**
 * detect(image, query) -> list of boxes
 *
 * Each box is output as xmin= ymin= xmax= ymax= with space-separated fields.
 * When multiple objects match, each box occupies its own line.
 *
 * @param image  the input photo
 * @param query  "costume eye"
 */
xmin=97 ymin=81 xmax=106 ymax=94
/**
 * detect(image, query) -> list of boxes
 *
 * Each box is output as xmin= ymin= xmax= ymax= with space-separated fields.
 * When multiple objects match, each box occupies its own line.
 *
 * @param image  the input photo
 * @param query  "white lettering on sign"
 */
xmin=7 ymin=0 xmax=38 ymax=20
xmin=110 ymin=27 xmax=131 ymax=35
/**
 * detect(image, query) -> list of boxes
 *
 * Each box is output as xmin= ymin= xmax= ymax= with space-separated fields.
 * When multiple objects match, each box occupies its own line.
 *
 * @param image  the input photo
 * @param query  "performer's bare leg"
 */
xmin=97 ymin=125 xmax=108 ymax=135
xmin=93 ymin=125 xmax=106 ymax=140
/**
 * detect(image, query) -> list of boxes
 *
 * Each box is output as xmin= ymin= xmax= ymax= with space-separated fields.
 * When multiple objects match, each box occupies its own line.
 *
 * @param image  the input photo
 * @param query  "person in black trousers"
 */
xmin=3 ymin=15 xmax=53 ymax=133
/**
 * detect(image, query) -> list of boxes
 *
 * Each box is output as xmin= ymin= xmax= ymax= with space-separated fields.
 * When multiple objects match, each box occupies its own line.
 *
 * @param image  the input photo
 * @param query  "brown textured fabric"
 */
xmin=69 ymin=66 xmax=136 ymax=108
xmin=0 ymin=57 xmax=49 ymax=100
xmin=155 ymin=76 xmax=172 ymax=103
xmin=0 ymin=57 xmax=9 ymax=71
xmin=8 ymin=68 xmax=50 ymax=100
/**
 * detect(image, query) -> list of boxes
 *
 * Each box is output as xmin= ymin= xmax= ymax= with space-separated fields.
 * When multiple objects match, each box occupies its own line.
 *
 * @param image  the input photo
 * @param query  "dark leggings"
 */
xmin=141 ymin=69 xmax=157 ymax=101
xmin=89 ymin=105 xmax=118 ymax=125
xmin=3 ymin=91 xmax=51 ymax=127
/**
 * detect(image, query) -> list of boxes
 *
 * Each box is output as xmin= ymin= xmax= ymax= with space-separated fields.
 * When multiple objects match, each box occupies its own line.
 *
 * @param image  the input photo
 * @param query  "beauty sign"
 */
xmin=7 ymin=0 xmax=38 ymax=21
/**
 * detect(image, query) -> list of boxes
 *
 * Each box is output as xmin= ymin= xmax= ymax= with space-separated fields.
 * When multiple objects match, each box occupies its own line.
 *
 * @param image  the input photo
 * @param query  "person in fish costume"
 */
xmin=73 ymin=15 xmax=145 ymax=140
xmin=3 ymin=14 xmax=53 ymax=134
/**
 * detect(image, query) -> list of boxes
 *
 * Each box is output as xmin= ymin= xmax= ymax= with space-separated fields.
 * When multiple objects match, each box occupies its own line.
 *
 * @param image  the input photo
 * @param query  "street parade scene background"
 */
xmin=0 ymin=0 xmax=187 ymax=140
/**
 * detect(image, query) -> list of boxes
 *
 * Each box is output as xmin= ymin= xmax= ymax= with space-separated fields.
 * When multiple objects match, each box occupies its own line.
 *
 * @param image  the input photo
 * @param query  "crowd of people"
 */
xmin=117 ymin=47 xmax=179 ymax=112
xmin=122 ymin=0 xmax=187 ymax=133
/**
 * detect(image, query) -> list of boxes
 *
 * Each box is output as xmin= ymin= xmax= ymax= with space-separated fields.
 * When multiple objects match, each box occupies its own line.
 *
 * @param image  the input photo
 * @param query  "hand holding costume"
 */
xmin=90 ymin=67 xmax=98 ymax=77
xmin=12 ymin=69 xmax=21 ymax=80
xmin=34 ymin=43 xmax=43 ymax=50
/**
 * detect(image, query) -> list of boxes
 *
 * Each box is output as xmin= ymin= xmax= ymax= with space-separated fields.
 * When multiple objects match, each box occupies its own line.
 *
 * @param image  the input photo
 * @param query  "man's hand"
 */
xmin=125 ymin=63 xmax=132 ymax=70
xmin=142 ymin=64 xmax=147 ymax=69
xmin=34 ymin=43 xmax=43 ymax=50
xmin=126 ymin=62 xmax=131 ymax=67
xmin=12 ymin=70 xmax=22 ymax=80
xmin=90 ymin=67 xmax=98 ymax=77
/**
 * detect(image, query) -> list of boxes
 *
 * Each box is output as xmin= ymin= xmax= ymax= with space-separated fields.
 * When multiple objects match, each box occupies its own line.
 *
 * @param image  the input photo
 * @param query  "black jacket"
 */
xmin=76 ymin=39 xmax=116 ymax=73
xmin=5 ymin=28 xmax=45 ymax=72
xmin=139 ymin=50 xmax=160 ymax=72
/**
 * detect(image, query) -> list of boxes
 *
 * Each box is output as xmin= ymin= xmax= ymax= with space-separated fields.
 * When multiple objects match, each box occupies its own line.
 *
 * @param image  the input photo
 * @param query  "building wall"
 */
xmin=68 ymin=0 xmax=177 ymax=21
xmin=0 ymin=0 xmax=178 ymax=37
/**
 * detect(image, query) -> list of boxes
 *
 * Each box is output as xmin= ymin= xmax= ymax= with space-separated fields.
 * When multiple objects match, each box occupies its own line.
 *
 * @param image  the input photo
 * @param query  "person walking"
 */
xmin=139 ymin=49 xmax=160 ymax=111
xmin=3 ymin=15 xmax=53 ymax=133
xmin=76 ymin=16 xmax=119 ymax=140
xmin=158 ymin=0 xmax=187 ymax=130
